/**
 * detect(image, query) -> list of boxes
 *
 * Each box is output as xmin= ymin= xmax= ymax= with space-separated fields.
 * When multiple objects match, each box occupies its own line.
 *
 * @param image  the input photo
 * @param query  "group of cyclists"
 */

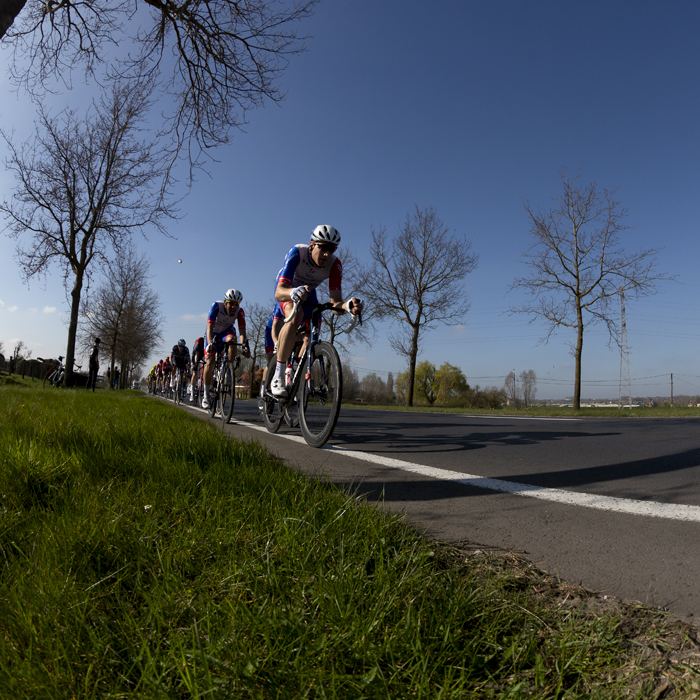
xmin=148 ymin=225 xmax=363 ymax=412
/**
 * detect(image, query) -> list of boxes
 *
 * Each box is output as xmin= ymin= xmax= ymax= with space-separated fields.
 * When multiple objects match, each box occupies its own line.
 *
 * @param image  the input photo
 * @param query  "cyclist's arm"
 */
xmin=275 ymin=279 xmax=307 ymax=304
xmin=329 ymin=290 xmax=363 ymax=315
xmin=329 ymin=290 xmax=344 ymax=315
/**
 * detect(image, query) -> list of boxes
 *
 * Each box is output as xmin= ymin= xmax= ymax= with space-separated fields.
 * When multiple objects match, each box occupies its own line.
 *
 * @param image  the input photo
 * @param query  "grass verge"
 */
xmin=1 ymin=386 xmax=700 ymax=698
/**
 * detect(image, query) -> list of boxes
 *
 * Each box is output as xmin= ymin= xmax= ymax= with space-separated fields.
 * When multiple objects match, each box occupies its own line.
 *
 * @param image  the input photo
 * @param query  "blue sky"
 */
xmin=1 ymin=0 xmax=700 ymax=400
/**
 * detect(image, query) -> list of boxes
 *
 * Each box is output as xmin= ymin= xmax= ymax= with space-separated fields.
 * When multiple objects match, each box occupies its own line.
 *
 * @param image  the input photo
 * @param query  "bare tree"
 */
xmin=360 ymin=206 xmax=478 ymax=406
xmin=510 ymin=170 xmax=672 ymax=410
xmin=519 ymin=369 xmax=537 ymax=408
xmin=503 ymin=371 xmax=519 ymax=407
xmin=2 ymin=0 xmax=317 ymax=167
xmin=0 ymin=78 xmax=174 ymax=386
xmin=79 ymin=242 xmax=162 ymax=386
xmin=324 ymin=246 xmax=375 ymax=356
xmin=243 ymin=301 xmax=273 ymax=397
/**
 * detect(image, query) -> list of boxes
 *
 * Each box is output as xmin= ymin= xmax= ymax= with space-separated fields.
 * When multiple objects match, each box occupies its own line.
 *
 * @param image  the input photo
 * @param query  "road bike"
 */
xmin=206 ymin=340 xmax=241 ymax=425
xmin=261 ymin=301 xmax=361 ymax=448
xmin=190 ymin=364 xmax=204 ymax=407
xmin=43 ymin=357 xmax=81 ymax=388
xmin=172 ymin=365 xmax=188 ymax=405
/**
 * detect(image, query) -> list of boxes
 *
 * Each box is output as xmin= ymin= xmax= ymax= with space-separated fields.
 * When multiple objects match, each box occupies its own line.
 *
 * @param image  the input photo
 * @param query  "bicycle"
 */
xmin=261 ymin=301 xmax=361 ymax=448
xmin=43 ymin=357 xmax=65 ymax=388
xmin=195 ymin=363 xmax=206 ymax=407
xmin=43 ymin=357 xmax=82 ymax=388
xmin=206 ymin=340 xmax=241 ymax=425
xmin=172 ymin=366 xmax=188 ymax=404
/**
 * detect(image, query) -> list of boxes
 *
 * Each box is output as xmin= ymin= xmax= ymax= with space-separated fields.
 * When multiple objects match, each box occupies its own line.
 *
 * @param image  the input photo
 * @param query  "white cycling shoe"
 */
xmin=202 ymin=390 xmax=212 ymax=409
xmin=270 ymin=377 xmax=288 ymax=398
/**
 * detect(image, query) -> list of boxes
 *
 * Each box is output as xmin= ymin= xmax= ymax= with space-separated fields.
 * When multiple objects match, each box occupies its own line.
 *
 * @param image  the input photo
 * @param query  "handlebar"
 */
xmin=284 ymin=299 xmax=363 ymax=331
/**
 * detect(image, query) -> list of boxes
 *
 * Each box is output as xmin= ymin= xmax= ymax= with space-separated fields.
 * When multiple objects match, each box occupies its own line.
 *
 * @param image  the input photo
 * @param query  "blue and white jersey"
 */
xmin=276 ymin=244 xmax=342 ymax=295
xmin=206 ymin=301 xmax=246 ymax=337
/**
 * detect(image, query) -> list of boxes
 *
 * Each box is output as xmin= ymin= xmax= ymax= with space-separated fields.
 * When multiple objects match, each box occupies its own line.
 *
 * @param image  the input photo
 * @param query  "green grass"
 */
xmin=1 ymin=386 xmax=699 ymax=698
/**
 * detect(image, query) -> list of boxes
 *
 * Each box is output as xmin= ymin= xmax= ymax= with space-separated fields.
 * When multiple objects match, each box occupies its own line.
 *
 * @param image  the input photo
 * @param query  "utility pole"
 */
xmin=671 ymin=373 xmax=674 ymax=408
xmin=618 ymin=290 xmax=632 ymax=409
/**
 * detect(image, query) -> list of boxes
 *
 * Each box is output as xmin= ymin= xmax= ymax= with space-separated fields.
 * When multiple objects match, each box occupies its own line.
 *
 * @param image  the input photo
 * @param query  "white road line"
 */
xmin=223 ymin=415 xmax=700 ymax=524
xmin=458 ymin=414 xmax=580 ymax=421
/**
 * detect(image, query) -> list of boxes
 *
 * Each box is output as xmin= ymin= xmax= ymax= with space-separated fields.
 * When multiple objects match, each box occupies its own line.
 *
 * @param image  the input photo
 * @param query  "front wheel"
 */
xmin=174 ymin=372 xmax=181 ymax=405
xmin=261 ymin=354 xmax=284 ymax=433
xmin=220 ymin=362 xmax=235 ymax=424
xmin=299 ymin=341 xmax=342 ymax=448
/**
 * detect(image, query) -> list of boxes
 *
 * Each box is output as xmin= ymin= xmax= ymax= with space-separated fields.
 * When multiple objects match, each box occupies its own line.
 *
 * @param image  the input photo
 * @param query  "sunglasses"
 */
xmin=317 ymin=243 xmax=337 ymax=253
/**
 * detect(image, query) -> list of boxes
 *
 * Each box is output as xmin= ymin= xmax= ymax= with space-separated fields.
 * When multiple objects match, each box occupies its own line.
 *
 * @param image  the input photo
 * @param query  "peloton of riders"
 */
xmin=150 ymin=224 xmax=362 ymax=411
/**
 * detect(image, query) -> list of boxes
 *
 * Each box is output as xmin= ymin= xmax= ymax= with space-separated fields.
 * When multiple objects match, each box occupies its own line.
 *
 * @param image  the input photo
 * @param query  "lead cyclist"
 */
xmin=270 ymin=224 xmax=363 ymax=397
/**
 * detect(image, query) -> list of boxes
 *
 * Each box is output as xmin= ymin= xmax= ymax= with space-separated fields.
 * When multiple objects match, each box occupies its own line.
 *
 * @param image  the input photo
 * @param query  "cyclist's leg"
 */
xmin=261 ymin=353 xmax=284 ymax=432
xmin=271 ymin=302 xmax=305 ymax=396
xmin=202 ymin=334 xmax=222 ymax=409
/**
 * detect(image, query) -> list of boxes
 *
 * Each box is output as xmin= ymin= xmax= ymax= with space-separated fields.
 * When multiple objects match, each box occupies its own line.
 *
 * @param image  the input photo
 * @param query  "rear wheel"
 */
xmin=220 ymin=362 xmax=235 ymax=424
xmin=261 ymin=354 xmax=284 ymax=433
xmin=43 ymin=368 xmax=55 ymax=388
xmin=195 ymin=368 xmax=204 ymax=407
xmin=299 ymin=341 xmax=342 ymax=448
xmin=208 ymin=370 xmax=219 ymax=418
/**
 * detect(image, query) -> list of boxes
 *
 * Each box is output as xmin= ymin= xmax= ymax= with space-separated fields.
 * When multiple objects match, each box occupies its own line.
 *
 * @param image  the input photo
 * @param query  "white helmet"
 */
xmin=224 ymin=288 xmax=243 ymax=303
xmin=311 ymin=225 xmax=341 ymax=246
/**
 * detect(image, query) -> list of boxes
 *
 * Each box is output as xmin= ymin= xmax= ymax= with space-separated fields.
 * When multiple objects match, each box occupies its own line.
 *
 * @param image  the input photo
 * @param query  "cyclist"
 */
xmin=155 ymin=359 xmax=164 ymax=393
xmin=202 ymin=288 xmax=250 ymax=410
xmin=270 ymin=225 xmax=362 ymax=397
xmin=162 ymin=357 xmax=173 ymax=393
xmin=170 ymin=339 xmax=190 ymax=399
xmin=188 ymin=336 xmax=205 ymax=401
xmin=147 ymin=365 xmax=157 ymax=392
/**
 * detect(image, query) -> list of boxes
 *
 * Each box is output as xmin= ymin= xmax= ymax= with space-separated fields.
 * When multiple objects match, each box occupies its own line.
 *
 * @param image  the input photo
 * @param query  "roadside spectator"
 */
xmin=86 ymin=337 xmax=101 ymax=391
xmin=113 ymin=367 xmax=120 ymax=389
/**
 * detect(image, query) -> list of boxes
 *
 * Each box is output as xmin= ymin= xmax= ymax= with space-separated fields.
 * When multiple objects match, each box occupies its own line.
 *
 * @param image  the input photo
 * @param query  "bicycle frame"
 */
xmin=270 ymin=301 xmax=360 ymax=408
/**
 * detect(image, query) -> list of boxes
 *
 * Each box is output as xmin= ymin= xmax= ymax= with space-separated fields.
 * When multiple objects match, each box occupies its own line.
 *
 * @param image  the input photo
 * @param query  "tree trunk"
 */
xmin=64 ymin=269 xmax=85 ymax=387
xmin=407 ymin=324 xmax=420 ymax=407
xmin=0 ymin=0 xmax=26 ymax=40
xmin=573 ymin=307 xmax=584 ymax=411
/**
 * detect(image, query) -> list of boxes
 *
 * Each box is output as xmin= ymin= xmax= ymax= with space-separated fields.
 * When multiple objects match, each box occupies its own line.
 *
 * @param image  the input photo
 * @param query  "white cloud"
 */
xmin=0 ymin=298 xmax=4 ymax=307
xmin=8 ymin=305 xmax=18 ymax=313
xmin=451 ymin=324 xmax=468 ymax=335
xmin=181 ymin=313 xmax=207 ymax=322
xmin=43 ymin=306 xmax=57 ymax=314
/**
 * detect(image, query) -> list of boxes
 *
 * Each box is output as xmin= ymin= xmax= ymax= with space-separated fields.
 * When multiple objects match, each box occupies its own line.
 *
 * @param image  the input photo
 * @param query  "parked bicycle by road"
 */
xmin=261 ymin=300 xmax=361 ymax=448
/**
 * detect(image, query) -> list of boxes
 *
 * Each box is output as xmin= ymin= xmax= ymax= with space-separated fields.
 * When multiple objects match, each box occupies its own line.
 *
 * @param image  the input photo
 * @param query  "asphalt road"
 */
xmin=170 ymin=395 xmax=700 ymax=624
